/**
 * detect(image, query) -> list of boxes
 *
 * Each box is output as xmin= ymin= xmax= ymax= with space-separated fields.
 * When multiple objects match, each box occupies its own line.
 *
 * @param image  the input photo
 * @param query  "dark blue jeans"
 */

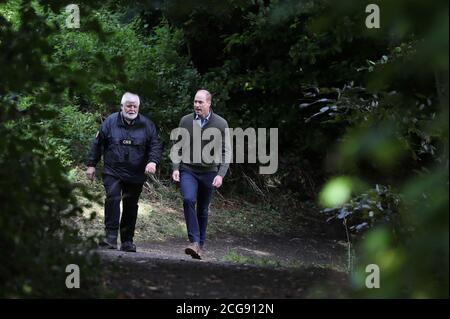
xmin=180 ymin=169 xmax=216 ymax=247
xmin=103 ymin=174 xmax=144 ymax=243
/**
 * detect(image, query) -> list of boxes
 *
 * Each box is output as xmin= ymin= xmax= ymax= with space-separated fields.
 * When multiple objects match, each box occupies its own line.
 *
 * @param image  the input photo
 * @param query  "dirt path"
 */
xmin=98 ymin=235 xmax=350 ymax=298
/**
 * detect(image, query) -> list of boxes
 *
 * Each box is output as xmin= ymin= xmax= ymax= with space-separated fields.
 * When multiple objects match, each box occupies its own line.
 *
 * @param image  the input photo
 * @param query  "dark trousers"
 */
xmin=103 ymin=174 xmax=144 ymax=243
xmin=180 ymin=169 xmax=216 ymax=247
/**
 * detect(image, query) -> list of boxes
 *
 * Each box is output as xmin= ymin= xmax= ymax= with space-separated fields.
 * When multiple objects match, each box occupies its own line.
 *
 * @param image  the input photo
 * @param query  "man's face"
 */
xmin=194 ymin=92 xmax=211 ymax=118
xmin=122 ymin=101 xmax=139 ymax=121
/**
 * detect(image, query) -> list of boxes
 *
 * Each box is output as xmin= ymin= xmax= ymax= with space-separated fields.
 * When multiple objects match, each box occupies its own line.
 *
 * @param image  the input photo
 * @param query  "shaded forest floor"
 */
xmin=97 ymin=236 xmax=350 ymax=298
xmin=76 ymin=171 xmax=351 ymax=298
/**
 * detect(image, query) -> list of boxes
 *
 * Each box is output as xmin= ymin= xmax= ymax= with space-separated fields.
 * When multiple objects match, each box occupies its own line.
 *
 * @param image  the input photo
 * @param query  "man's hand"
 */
xmin=86 ymin=166 xmax=96 ymax=181
xmin=172 ymin=170 xmax=180 ymax=182
xmin=212 ymin=175 xmax=223 ymax=188
xmin=145 ymin=162 xmax=157 ymax=175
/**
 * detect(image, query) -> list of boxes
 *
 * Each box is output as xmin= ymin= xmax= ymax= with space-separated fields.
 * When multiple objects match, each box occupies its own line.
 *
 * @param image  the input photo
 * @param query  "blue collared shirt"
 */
xmin=195 ymin=111 xmax=211 ymax=128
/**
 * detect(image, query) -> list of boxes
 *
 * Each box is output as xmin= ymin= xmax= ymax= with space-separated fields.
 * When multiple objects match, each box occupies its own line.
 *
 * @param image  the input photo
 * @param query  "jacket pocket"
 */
xmin=105 ymin=137 xmax=121 ymax=165
xmin=129 ymin=137 xmax=146 ymax=165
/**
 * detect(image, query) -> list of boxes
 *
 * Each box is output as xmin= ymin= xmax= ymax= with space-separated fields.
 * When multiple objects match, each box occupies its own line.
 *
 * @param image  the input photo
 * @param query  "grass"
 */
xmin=221 ymin=249 xmax=345 ymax=271
xmin=76 ymin=195 xmax=187 ymax=242
xmin=72 ymin=166 xmax=324 ymax=242
xmin=70 ymin=167 xmax=348 ymax=275
xmin=222 ymin=250 xmax=282 ymax=267
xmin=73 ymin=167 xmax=187 ymax=242
xmin=208 ymin=204 xmax=286 ymax=237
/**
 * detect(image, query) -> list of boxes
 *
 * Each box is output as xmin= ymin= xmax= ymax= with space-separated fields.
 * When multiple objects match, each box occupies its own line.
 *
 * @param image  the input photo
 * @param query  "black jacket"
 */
xmin=86 ymin=112 xmax=163 ymax=183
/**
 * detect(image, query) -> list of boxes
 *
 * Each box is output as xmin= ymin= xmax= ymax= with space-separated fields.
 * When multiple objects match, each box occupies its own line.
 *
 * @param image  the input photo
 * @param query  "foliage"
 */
xmin=0 ymin=0 xmax=447 ymax=298
xmin=0 ymin=0 xmax=112 ymax=297
xmin=311 ymin=0 xmax=449 ymax=297
xmin=53 ymin=105 xmax=99 ymax=166
xmin=48 ymin=9 xmax=201 ymax=174
xmin=322 ymin=184 xmax=404 ymax=238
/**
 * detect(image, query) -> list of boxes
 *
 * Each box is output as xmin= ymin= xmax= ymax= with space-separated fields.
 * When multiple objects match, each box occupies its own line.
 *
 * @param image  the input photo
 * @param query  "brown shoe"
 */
xmin=185 ymin=242 xmax=201 ymax=260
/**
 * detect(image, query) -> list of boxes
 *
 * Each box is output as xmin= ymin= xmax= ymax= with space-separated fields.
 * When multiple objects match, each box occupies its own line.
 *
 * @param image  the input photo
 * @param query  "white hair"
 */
xmin=121 ymin=92 xmax=140 ymax=107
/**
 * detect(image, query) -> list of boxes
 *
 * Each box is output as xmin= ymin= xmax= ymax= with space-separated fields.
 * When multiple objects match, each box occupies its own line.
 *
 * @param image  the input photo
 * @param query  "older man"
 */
xmin=172 ymin=89 xmax=230 ymax=259
xmin=86 ymin=92 xmax=162 ymax=252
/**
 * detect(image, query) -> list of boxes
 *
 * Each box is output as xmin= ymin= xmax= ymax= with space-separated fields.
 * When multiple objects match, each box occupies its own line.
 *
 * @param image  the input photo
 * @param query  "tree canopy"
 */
xmin=0 ymin=0 xmax=448 ymax=298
